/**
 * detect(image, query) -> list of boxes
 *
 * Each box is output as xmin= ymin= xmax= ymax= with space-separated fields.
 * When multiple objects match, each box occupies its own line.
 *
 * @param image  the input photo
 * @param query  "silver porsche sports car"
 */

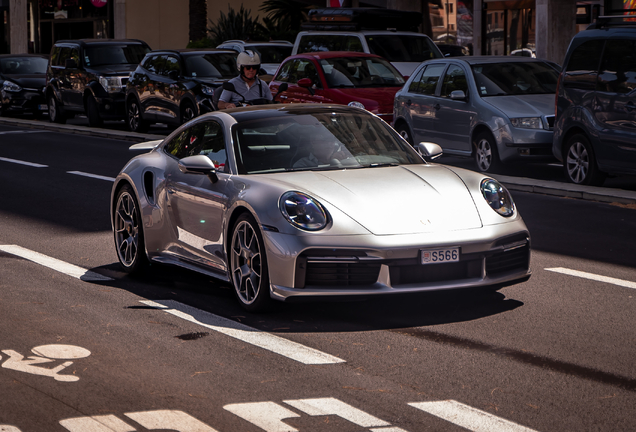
xmin=111 ymin=104 xmax=531 ymax=311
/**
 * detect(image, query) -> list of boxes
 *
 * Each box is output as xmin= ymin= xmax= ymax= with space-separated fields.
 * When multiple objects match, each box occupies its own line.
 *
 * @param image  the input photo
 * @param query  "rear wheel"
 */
xmin=86 ymin=95 xmax=103 ymax=127
xmin=127 ymin=98 xmax=150 ymax=133
xmin=473 ymin=131 xmax=502 ymax=173
xmin=230 ymin=213 xmax=271 ymax=312
xmin=563 ymin=133 xmax=606 ymax=186
xmin=48 ymin=94 xmax=66 ymax=124
xmin=114 ymin=184 xmax=148 ymax=274
xmin=396 ymin=123 xmax=414 ymax=146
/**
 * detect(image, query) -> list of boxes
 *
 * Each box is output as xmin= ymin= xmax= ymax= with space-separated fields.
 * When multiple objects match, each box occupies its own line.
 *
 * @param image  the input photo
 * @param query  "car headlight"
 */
xmin=279 ymin=191 xmax=328 ymax=231
xmin=348 ymin=101 xmax=365 ymax=109
xmin=99 ymin=76 xmax=124 ymax=93
xmin=510 ymin=117 xmax=542 ymax=129
xmin=2 ymin=81 xmax=22 ymax=92
xmin=201 ymin=85 xmax=214 ymax=96
xmin=480 ymin=178 xmax=515 ymax=217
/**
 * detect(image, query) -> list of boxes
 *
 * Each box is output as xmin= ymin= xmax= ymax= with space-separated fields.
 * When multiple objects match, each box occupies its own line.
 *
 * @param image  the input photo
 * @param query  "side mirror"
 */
xmin=416 ymin=142 xmax=443 ymax=161
xmin=450 ymin=90 xmax=466 ymax=101
xmin=178 ymin=155 xmax=218 ymax=183
xmin=273 ymin=82 xmax=288 ymax=101
xmin=222 ymin=81 xmax=237 ymax=93
xmin=65 ymin=58 xmax=78 ymax=69
xmin=297 ymin=78 xmax=314 ymax=95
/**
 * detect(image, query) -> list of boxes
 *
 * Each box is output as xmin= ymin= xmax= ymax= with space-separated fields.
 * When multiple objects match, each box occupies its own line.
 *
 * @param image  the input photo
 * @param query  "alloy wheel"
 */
xmin=48 ymin=96 xmax=57 ymax=122
xmin=475 ymin=138 xmax=493 ymax=171
xmin=114 ymin=191 xmax=140 ymax=268
xmin=230 ymin=220 xmax=262 ymax=305
xmin=565 ymin=140 xmax=589 ymax=184
xmin=128 ymin=102 xmax=141 ymax=131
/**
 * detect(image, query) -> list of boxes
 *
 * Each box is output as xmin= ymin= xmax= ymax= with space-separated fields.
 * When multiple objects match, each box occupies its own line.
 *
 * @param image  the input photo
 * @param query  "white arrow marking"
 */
xmin=409 ymin=400 xmax=538 ymax=432
xmin=546 ymin=267 xmax=636 ymax=290
xmin=224 ymin=402 xmax=300 ymax=432
xmin=141 ymin=300 xmax=345 ymax=365
xmin=125 ymin=410 xmax=219 ymax=431
xmin=284 ymin=397 xmax=390 ymax=428
xmin=60 ymin=415 xmax=135 ymax=432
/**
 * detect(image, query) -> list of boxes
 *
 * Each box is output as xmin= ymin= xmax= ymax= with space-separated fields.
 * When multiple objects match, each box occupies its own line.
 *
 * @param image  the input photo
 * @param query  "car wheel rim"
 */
xmin=476 ymin=138 xmax=492 ymax=171
xmin=231 ymin=220 xmax=262 ymax=305
xmin=128 ymin=103 xmax=140 ymax=131
xmin=566 ymin=141 xmax=588 ymax=184
xmin=114 ymin=191 xmax=139 ymax=267
xmin=49 ymin=97 xmax=56 ymax=121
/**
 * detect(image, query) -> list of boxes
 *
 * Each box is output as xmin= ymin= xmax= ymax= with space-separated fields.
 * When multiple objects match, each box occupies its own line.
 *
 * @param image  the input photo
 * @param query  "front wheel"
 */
xmin=229 ymin=213 xmax=271 ymax=312
xmin=396 ymin=123 xmax=414 ymax=146
xmin=473 ymin=131 xmax=502 ymax=173
xmin=127 ymin=98 xmax=150 ymax=133
xmin=114 ymin=184 xmax=148 ymax=274
xmin=86 ymin=95 xmax=103 ymax=127
xmin=48 ymin=94 xmax=66 ymax=124
xmin=563 ymin=133 xmax=606 ymax=186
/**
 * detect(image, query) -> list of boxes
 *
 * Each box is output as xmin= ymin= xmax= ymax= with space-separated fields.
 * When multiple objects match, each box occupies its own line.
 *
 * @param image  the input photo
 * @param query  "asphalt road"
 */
xmin=1 ymin=124 xmax=635 ymax=431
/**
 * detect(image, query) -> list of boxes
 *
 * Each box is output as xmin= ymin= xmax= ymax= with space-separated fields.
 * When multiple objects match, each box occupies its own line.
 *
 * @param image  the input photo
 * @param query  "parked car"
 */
xmin=216 ymin=40 xmax=293 ymax=76
xmin=553 ymin=16 xmax=636 ymax=186
xmin=111 ymin=103 xmax=531 ymax=311
xmin=393 ymin=56 xmax=560 ymax=173
xmin=269 ymin=51 xmax=405 ymax=123
xmin=0 ymin=54 xmax=48 ymax=117
xmin=46 ymin=39 xmax=151 ymax=126
xmin=125 ymin=49 xmax=238 ymax=132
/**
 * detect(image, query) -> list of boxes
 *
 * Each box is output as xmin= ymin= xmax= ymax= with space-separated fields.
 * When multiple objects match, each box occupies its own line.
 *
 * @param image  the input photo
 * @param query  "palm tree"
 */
xmin=208 ymin=5 xmax=266 ymax=46
xmin=259 ymin=0 xmax=311 ymax=35
xmin=189 ymin=0 xmax=208 ymax=43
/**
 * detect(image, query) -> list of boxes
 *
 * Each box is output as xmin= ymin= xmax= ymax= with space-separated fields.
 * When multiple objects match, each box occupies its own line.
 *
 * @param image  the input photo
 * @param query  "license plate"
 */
xmin=421 ymin=247 xmax=459 ymax=264
xmin=39 ymin=104 xmax=48 ymax=111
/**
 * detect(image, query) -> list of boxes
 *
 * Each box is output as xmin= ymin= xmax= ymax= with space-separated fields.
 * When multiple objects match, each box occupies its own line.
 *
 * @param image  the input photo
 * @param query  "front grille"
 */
xmin=486 ymin=245 xmax=530 ymax=276
xmin=389 ymin=259 xmax=483 ymax=285
xmin=305 ymin=262 xmax=381 ymax=286
xmin=545 ymin=115 xmax=555 ymax=130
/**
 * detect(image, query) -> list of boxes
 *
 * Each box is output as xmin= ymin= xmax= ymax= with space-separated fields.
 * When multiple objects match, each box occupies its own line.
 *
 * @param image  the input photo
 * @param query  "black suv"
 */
xmin=46 ymin=39 xmax=150 ymax=126
xmin=125 ymin=49 xmax=238 ymax=132
xmin=553 ymin=16 xmax=636 ymax=185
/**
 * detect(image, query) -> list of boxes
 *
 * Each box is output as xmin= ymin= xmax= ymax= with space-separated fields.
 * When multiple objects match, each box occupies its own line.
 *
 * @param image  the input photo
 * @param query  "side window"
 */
xmin=163 ymin=56 xmax=181 ymax=76
xmin=413 ymin=63 xmax=445 ymax=95
xmin=200 ymin=121 xmax=228 ymax=171
xmin=50 ymin=46 xmax=61 ymax=67
xmin=274 ymin=61 xmax=293 ymax=83
xmin=163 ymin=129 xmax=191 ymax=159
xmin=564 ymin=39 xmax=604 ymax=90
xmin=142 ymin=55 xmax=158 ymax=73
xmin=597 ymin=39 xmax=636 ymax=94
xmin=408 ymin=67 xmax=426 ymax=92
xmin=441 ymin=65 xmax=468 ymax=97
xmin=57 ymin=47 xmax=71 ymax=67
xmin=70 ymin=47 xmax=80 ymax=66
xmin=295 ymin=60 xmax=321 ymax=87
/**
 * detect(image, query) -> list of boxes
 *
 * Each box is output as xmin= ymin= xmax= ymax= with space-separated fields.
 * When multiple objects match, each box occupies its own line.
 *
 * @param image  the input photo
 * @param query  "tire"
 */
xmin=473 ymin=131 xmax=502 ymax=173
xmin=229 ymin=213 xmax=271 ymax=312
xmin=48 ymin=93 xmax=66 ymax=124
xmin=396 ymin=123 xmax=414 ymax=146
xmin=563 ymin=133 xmax=606 ymax=186
xmin=86 ymin=95 xmax=103 ymax=127
xmin=113 ymin=184 xmax=148 ymax=274
xmin=127 ymin=98 xmax=150 ymax=133
xmin=180 ymin=101 xmax=196 ymax=125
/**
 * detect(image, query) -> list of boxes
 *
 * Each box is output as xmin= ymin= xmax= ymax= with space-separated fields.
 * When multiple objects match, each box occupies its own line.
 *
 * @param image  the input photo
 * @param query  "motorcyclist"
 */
xmin=218 ymin=50 xmax=272 ymax=109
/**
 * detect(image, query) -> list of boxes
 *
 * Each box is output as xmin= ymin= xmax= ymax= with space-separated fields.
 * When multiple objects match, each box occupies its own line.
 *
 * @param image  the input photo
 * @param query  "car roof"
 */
xmin=54 ymin=39 xmax=148 ymax=47
xmin=219 ymin=40 xmax=293 ymax=46
xmin=145 ymin=48 xmax=237 ymax=56
xmin=288 ymin=51 xmax=384 ymax=60
xmin=212 ymin=103 xmax=367 ymax=122
xmin=297 ymin=30 xmax=429 ymax=36
xmin=426 ymin=56 xmax=549 ymax=65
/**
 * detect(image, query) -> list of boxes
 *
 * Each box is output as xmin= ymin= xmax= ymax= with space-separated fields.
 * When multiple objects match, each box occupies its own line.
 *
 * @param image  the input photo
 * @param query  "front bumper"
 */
xmin=496 ymin=125 xmax=557 ymax=163
xmin=1 ymin=89 xmax=46 ymax=114
xmin=263 ymin=222 xmax=531 ymax=301
xmin=95 ymin=92 xmax=126 ymax=119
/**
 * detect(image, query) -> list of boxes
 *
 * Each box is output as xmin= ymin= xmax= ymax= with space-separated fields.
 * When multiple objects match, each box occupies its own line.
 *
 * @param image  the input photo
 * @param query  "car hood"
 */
xmin=2 ymin=75 xmax=46 ymax=88
xmin=327 ymin=86 xmax=400 ymax=114
xmin=87 ymin=64 xmax=138 ymax=75
xmin=271 ymin=164 xmax=482 ymax=235
xmin=482 ymin=94 xmax=555 ymax=117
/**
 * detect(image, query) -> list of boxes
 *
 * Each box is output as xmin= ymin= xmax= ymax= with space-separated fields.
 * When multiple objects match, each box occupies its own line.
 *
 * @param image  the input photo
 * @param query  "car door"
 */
xmin=154 ymin=55 xmax=180 ymax=121
xmin=594 ymin=38 xmax=636 ymax=171
xmin=407 ymin=63 xmax=446 ymax=145
xmin=163 ymin=120 xmax=231 ymax=273
xmin=138 ymin=55 xmax=162 ymax=120
xmin=434 ymin=63 xmax=475 ymax=153
xmin=271 ymin=58 xmax=326 ymax=104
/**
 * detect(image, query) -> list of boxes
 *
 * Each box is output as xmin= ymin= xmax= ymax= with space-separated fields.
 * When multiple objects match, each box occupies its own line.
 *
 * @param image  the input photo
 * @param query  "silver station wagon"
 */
xmin=393 ymin=56 xmax=560 ymax=173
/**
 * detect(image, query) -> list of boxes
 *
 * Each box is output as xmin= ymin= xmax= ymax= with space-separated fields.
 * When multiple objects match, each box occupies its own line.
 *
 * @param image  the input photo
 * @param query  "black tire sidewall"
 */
xmin=114 ymin=184 xmax=148 ymax=274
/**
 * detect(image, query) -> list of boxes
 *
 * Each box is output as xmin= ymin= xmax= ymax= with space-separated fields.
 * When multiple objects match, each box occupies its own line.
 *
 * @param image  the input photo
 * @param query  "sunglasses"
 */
xmin=243 ymin=65 xmax=259 ymax=71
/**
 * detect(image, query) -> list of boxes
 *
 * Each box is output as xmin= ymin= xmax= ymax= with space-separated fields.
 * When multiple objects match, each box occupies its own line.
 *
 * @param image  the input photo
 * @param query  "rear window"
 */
xmin=563 ymin=39 xmax=604 ymax=90
xmin=0 ymin=56 xmax=48 ymax=74
xmin=366 ymin=35 xmax=442 ymax=62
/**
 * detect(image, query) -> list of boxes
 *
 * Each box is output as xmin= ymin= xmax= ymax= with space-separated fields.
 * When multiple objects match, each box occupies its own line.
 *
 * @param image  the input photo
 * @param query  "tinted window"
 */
xmin=184 ymin=53 xmax=237 ymax=78
xmin=407 ymin=67 xmax=425 ymax=92
xmin=411 ymin=63 xmax=445 ymax=95
xmin=164 ymin=129 xmax=191 ymax=159
xmin=50 ymin=46 xmax=61 ymax=66
xmin=441 ymin=64 xmax=468 ymax=97
xmin=274 ymin=61 xmax=293 ymax=82
xmin=143 ymin=55 xmax=161 ymax=74
xmin=291 ymin=59 xmax=320 ymax=85
xmin=297 ymin=35 xmax=363 ymax=53
xmin=366 ymin=35 xmax=441 ymax=62
xmin=0 ymin=56 xmax=48 ymax=74
xmin=84 ymin=44 xmax=149 ymax=67
xmin=56 ymin=47 xmax=73 ymax=67
xmin=597 ymin=39 xmax=636 ymax=94
xmin=164 ymin=122 xmax=227 ymax=169
xmin=472 ymin=61 xmax=559 ymax=96
xmin=320 ymin=56 xmax=405 ymax=88
xmin=563 ymin=39 xmax=604 ymax=89
xmin=162 ymin=56 xmax=181 ymax=76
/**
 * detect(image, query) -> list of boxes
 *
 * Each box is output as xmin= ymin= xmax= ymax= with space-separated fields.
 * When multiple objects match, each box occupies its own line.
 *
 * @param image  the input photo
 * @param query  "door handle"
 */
xmin=434 ymin=104 xmax=441 ymax=110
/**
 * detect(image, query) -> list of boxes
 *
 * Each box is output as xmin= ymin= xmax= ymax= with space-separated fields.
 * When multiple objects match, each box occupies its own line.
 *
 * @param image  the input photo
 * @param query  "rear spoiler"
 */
xmin=129 ymin=139 xmax=163 ymax=150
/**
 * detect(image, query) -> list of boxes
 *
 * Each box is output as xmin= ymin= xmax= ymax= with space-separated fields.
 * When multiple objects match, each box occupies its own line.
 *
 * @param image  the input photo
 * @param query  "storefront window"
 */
xmin=39 ymin=0 xmax=108 ymax=20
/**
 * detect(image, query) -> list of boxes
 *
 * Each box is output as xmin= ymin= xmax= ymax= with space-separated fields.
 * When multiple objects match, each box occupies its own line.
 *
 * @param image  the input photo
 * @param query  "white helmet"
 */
xmin=237 ymin=50 xmax=261 ymax=72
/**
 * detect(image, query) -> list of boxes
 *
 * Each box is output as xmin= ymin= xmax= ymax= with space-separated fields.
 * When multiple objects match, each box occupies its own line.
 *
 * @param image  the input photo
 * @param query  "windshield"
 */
xmin=233 ymin=111 xmax=422 ymax=174
xmin=320 ymin=57 xmax=405 ymax=88
xmin=84 ymin=44 xmax=149 ymax=67
xmin=184 ymin=53 xmax=237 ymax=78
xmin=248 ymin=45 xmax=292 ymax=63
xmin=366 ymin=35 xmax=442 ymax=62
xmin=0 ymin=57 xmax=48 ymax=74
xmin=471 ymin=61 xmax=559 ymax=96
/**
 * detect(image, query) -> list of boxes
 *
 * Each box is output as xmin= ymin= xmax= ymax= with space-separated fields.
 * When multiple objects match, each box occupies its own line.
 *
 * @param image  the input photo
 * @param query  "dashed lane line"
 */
xmin=67 ymin=171 xmax=116 ymax=182
xmin=140 ymin=300 xmax=346 ymax=365
xmin=0 ymin=245 xmax=112 ymax=282
xmin=0 ymin=157 xmax=47 ymax=167
xmin=545 ymin=267 xmax=636 ymax=290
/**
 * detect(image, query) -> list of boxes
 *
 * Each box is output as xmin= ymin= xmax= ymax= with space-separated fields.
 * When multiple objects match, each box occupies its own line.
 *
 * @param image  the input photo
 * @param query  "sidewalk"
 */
xmin=2 ymin=115 xmax=636 ymax=206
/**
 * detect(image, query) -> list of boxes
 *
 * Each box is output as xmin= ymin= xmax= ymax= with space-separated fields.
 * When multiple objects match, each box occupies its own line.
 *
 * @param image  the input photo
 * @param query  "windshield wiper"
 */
xmin=365 ymin=163 xmax=399 ymax=168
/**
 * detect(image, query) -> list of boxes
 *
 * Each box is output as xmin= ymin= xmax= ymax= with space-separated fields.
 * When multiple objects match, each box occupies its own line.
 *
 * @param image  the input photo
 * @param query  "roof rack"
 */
xmin=588 ymin=15 xmax=636 ymax=29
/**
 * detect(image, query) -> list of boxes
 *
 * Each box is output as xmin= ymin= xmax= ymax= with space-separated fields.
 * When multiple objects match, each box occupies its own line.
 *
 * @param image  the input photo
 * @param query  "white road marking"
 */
xmin=409 ymin=400 xmax=538 ymax=432
xmin=126 ymin=410 xmax=220 ymax=432
xmin=60 ymin=415 xmax=135 ymax=432
xmin=0 ymin=157 xmax=47 ymax=167
xmin=546 ymin=267 xmax=636 ymax=290
xmin=224 ymin=402 xmax=300 ymax=432
xmin=140 ymin=300 xmax=345 ymax=365
xmin=284 ymin=398 xmax=391 ymax=428
xmin=67 ymin=171 xmax=116 ymax=182
xmin=1 ymin=344 xmax=90 ymax=382
xmin=0 ymin=245 xmax=112 ymax=282
xmin=0 ymin=130 xmax=47 ymax=135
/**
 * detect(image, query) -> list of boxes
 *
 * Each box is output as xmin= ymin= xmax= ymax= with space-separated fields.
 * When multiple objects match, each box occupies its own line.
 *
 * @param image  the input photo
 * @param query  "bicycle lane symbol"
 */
xmin=1 ymin=344 xmax=91 ymax=382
